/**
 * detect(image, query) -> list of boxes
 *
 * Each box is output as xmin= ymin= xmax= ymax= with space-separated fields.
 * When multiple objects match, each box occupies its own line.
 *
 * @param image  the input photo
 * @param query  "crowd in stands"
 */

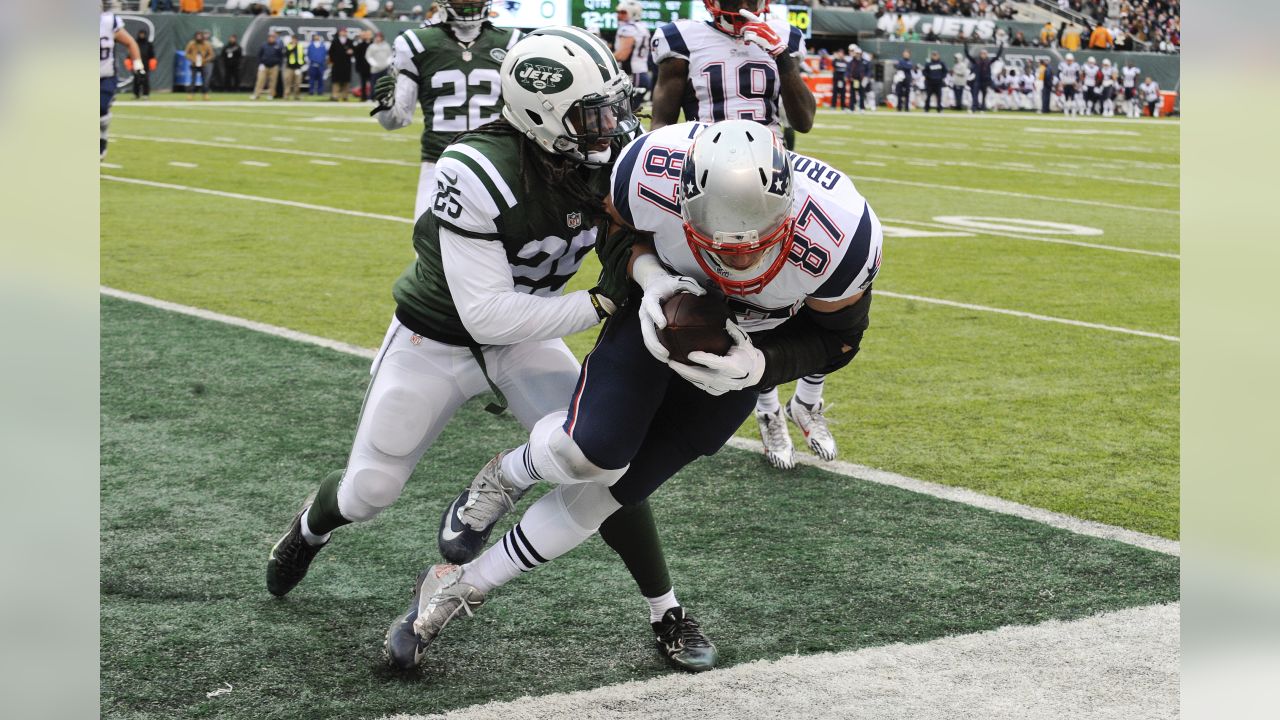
xmin=817 ymin=0 xmax=1016 ymax=18
xmin=137 ymin=1 xmax=434 ymax=19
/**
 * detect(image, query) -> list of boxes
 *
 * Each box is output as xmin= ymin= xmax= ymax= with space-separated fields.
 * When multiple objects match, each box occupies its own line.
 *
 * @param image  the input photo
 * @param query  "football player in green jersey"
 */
xmin=269 ymin=26 xmax=720 ymax=674
xmin=371 ymin=0 xmax=522 ymax=221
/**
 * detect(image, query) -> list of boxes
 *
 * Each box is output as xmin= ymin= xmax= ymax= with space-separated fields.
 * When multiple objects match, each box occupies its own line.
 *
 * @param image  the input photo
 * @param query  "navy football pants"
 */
xmin=563 ymin=300 xmax=759 ymax=506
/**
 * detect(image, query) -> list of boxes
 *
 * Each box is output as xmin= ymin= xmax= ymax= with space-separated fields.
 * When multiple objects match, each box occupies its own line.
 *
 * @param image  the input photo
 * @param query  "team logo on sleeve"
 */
xmin=490 ymin=48 xmax=507 ymax=62
xmin=514 ymin=58 xmax=572 ymax=92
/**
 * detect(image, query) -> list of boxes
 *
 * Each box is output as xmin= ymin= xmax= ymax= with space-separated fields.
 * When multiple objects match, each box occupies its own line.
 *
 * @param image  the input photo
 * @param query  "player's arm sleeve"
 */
xmin=606 ymin=134 xmax=649 ymax=229
xmin=752 ymin=291 xmax=872 ymax=388
xmin=650 ymin=23 xmax=688 ymax=64
xmin=439 ymin=229 xmax=601 ymax=345
xmin=376 ymin=34 xmax=421 ymax=130
xmin=786 ymin=24 xmax=806 ymax=59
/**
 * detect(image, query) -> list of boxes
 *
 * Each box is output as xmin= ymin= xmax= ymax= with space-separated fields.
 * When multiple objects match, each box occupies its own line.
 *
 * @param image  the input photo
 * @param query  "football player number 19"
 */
xmin=701 ymin=62 xmax=778 ymax=125
xmin=431 ymin=69 xmax=502 ymax=133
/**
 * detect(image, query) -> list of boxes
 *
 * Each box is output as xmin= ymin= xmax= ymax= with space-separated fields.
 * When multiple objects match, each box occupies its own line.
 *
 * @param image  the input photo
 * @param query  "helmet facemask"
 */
xmin=443 ymin=0 xmax=492 ymax=41
xmin=679 ymin=123 xmax=796 ymax=296
xmin=557 ymin=87 xmax=640 ymax=167
xmin=703 ymin=0 xmax=769 ymax=38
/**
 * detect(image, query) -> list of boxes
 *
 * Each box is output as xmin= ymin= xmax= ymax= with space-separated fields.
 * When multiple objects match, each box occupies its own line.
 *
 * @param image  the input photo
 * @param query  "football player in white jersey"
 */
xmin=651 ymin=2 xmax=835 ymax=470
xmin=1057 ymin=53 xmax=1082 ymax=116
xmin=1121 ymin=59 xmax=1142 ymax=118
xmin=1099 ymin=58 xmax=1118 ymax=117
xmin=100 ymin=7 xmax=142 ymax=159
xmin=1081 ymin=56 xmax=1101 ymax=115
xmin=397 ymin=119 xmax=882 ymax=668
xmin=1139 ymin=76 xmax=1161 ymax=118
xmin=614 ymin=1 xmax=652 ymax=109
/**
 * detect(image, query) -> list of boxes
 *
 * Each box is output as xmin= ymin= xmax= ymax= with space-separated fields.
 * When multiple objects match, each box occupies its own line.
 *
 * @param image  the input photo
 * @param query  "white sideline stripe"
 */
xmin=113 ymin=134 xmax=418 ymax=167
xmin=100 ymin=287 xmax=378 ymax=360
xmin=310 ymin=159 xmax=340 ymax=166
xmin=814 ymin=106 xmax=1180 ymax=126
xmin=101 ymin=178 xmax=1174 ymax=340
xmin=99 ymin=286 xmax=1179 ymax=557
xmin=100 ymin=162 xmax=122 ymax=169
xmin=879 ymin=216 xmax=1180 ymax=259
xmin=168 ymin=161 xmax=197 ymax=168
xmin=385 ymin=603 xmax=1179 ymax=720
xmin=113 ymin=112 xmax=411 ymax=139
xmin=875 ymin=290 xmax=1180 ymax=342
xmin=240 ymin=160 xmax=271 ymax=167
xmin=844 ymin=174 xmax=1179 ymax=215
xmin=724 ymin=438 xmax=1177 ymax=555
xmin=100 ymin=175 xmax=412 ymax=225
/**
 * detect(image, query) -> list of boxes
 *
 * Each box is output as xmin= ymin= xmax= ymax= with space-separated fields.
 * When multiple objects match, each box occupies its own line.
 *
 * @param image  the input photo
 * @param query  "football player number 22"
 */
xmin=431 ymin=69 xmax=501 ymax=133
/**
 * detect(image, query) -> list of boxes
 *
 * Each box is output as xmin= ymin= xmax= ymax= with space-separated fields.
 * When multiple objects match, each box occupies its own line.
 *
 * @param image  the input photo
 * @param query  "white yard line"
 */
xmin=240 ymin=160 xmax=271 ymax=168
xmin=383 ymin=603 xmax=1179 ymax=720
xmin=844 ymin=173 xmax=1179 ymax=215
xmin=879 ymin=216 xmax=1180 ymax=259
xmin=820 ymin=148 xmax=1178 ymax=188
xmin=875 ymin=290 xmax=1180 ymax=342
xmin=99 ymin=285 xmax=1180 ymax=554
xmin=102 ymin=178 xmax=1176 ymax=340
xmin=112 ymin=134 xmax=418 ymax=167
xmin=167 ymin=161 xmax=197 ymax=168
xmin=310 ymin=159 xmax=340 ymax=166
xmin=112 ymin=112 xmax=408 ymax=139
xmin=100 ymin=175 xmax=412 ymax=224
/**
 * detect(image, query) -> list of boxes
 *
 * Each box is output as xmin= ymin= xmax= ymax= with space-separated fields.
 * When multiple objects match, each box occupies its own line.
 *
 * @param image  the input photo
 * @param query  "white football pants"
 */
xmin=414 ymin=161 xmax=437 ymax=224
xmin=335 ymin=316 xmax=580 ymax=522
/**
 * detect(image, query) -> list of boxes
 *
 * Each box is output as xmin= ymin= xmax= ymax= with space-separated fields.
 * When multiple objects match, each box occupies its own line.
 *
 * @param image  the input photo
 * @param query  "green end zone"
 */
xmin=101 ymin=297 xmax=1179 ymax=720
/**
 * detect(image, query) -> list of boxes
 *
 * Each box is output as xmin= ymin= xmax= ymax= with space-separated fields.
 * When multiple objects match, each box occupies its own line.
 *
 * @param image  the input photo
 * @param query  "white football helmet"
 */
xmin=704 ymin=0 xmax=769 ymax=37
xmin=500 ymin=26 xmax=639 ymax=166
xmin=616 ymin=1 xmax=644 ymax=21
xmin=679 ymin=120 xmax=796 ymax=296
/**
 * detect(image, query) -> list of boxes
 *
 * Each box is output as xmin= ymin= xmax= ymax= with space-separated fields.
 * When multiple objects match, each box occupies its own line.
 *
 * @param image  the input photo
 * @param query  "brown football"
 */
xmin=659 ymin=292 xmax=733 ymax=364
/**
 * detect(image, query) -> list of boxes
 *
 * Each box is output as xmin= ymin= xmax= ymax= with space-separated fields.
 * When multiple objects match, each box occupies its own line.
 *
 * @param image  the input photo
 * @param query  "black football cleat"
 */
xmin=266 ymin=504 xmax=327 ymax=597
xmin=385 ymin=564 xmax=486 ymax=670
xmin=652 ymin=606 xmax=718 ymax=672
xmin=385 ymin=566 xmax=433 ymax=670
xmin=438 ymin=451 xmax=526 ymax=564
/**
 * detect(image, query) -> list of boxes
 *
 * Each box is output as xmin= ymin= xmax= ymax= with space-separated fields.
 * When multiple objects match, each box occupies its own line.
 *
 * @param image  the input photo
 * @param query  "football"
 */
xmin=659 ymin=292 xmax=734 ymax=364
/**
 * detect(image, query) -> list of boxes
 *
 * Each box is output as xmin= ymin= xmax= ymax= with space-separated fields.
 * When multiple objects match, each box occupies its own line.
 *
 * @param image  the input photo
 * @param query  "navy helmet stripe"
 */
xmin=814 ymin=202 xmax=873 ymax=299
xmin=612 ymin=136 xmax=647 ymax=227
xmin=660 ymin=23 xmax=690 ymax=57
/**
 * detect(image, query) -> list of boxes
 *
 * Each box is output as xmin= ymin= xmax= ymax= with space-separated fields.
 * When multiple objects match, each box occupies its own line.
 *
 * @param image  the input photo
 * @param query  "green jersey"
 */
xmin=392 ymin=23 xmax=522 ymax=163
xmin=392 ymin=131 xmax=610 ymax=347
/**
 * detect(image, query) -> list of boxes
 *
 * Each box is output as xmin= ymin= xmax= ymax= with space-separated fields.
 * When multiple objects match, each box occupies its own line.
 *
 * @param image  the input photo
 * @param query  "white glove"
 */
xmin=669 ymin=320 xmax=765 ymax=396
xmin=633 ymin=253 xmax=706 ymax=363
xmin=740 ymin=10 xmax=786 ymax=57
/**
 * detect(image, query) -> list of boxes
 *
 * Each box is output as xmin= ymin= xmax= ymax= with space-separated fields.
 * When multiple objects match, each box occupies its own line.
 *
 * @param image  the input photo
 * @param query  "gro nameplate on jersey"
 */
xmin=567 ymin=212 xmax=582 ymax=229
xmin=514 ymin=59 xmax=572 ymax=92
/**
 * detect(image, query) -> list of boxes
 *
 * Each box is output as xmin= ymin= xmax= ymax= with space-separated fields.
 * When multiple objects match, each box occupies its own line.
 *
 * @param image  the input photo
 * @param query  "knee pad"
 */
xmin=337 ymin=466 xmax=406 ymax=522
xmin=364 ymin=385 xmax=433 ymax=458
xmin=530 ymin=411 xmax=628 ymax=486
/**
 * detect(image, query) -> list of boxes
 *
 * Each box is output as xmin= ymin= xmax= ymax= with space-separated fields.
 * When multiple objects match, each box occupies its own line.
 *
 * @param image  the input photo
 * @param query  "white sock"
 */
xmin=299 ymin=508 xmax=330 ymax=546
xmin=646 ymin=588 xmax=680 ymax=623
xmin=464 ymin=483 xmax=617 ymax=594
xmin=755 ymin=387 xmax=781 ymax=414
xmin=501 ymin=444 xmax=538 ymax=490
xmin=793 ymin=375 xmax=825 ymax=408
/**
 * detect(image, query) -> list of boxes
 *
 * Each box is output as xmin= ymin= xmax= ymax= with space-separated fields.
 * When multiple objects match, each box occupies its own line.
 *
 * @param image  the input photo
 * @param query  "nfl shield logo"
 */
xmin=566 ymin=211 xmax=582 ymax=229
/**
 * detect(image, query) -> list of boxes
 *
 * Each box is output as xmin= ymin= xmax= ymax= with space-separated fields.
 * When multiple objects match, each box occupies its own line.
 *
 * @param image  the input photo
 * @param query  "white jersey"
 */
xmin=1100 ymin=68 xmax=1116 ymax=88
xmin=1058 ymin=60 xmax=1080 ymax=86
xmin=1122 ymin=66 xmax=1141 ymax=88
xmin=100 ymin=11 xmax=124 ymax=78
xmin=616 ymin=20 xmax=652 ymax=76
xmin=1140 ymin=81 xmax=1160 ymax=102
xmin=1082 ymin=62 xmax=1100 ymax=88
xmin=652 ymin=19 xmax=805 ymax=132
xmin=611 ymin=123 xmax=883 ymax=333
xmin=1019 ymin=73 xmax=1036 ymax=93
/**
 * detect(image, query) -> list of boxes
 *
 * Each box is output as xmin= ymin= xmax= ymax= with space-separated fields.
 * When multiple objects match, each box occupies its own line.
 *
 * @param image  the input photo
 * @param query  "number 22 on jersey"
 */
xmin=430 ymin=68 xmax=501 ymax=133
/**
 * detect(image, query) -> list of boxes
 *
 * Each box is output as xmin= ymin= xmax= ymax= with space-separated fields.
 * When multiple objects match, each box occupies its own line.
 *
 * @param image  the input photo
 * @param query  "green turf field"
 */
xmin=100 ymin=100 xmax=1179 ymax=718
xmin=102 ymin=100 xmax=1180 ymax=538
xmin=101 ymin=296 xmax=1177 ymax=719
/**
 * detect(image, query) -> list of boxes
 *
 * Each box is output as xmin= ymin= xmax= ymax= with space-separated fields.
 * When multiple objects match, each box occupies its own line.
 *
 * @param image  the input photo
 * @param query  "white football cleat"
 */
xmin=786 ymin=397 xmax=838 ymax=461
xmin=756 ymin=408 xmax=795 ymax=470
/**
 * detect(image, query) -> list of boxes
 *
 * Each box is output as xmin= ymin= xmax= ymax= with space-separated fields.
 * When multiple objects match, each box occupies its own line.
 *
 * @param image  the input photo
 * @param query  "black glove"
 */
xmin=369 ymin=74 xmax=396 ymax=115
xmin=593 ymin=227 xmax=641 ymax=310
